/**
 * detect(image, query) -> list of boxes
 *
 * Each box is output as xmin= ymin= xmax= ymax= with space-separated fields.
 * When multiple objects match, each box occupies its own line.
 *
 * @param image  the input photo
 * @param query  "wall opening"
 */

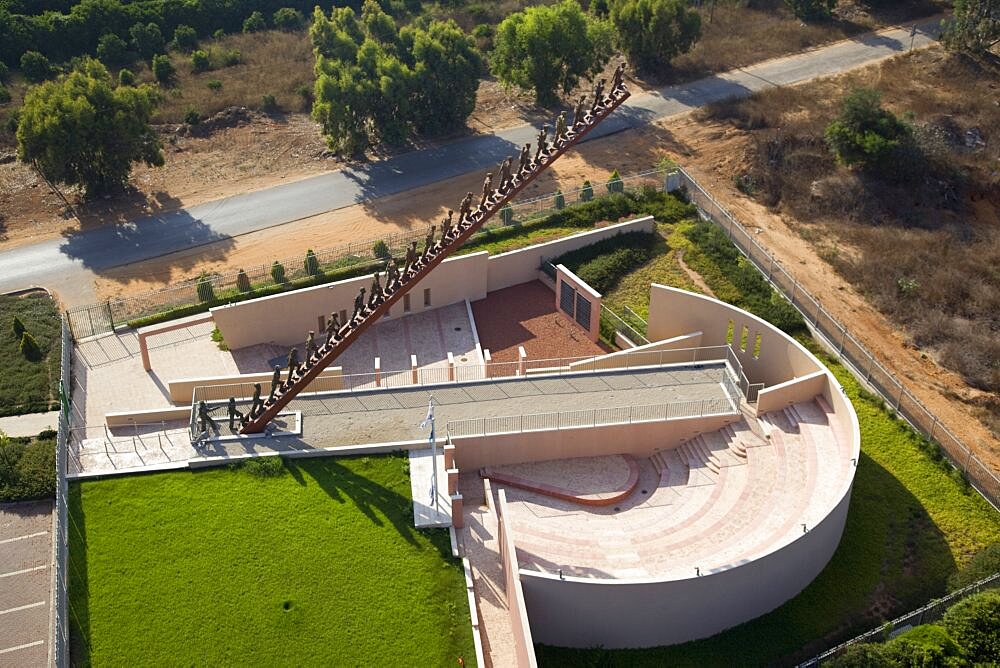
xmin=339 ymin=309 xmax=348 ymax=326
xmin=726 ymin=319 xmax=734 ymax=345
xmin=753 ymin=332 xmax=762 ymax=359
xmin=403 ymin=294 xmax=411 ymax=312
xmin=424 ymin=288 xmax=432 ymax=307
xmin=740 ymin=325 xmax=749 ymax=352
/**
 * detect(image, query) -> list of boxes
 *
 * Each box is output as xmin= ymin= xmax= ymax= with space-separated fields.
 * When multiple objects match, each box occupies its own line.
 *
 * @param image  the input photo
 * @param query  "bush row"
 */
xmin=0 ymin=432 xmax=56 ymax=502
xmin=553 ymin=231 xmax=659 ymax=295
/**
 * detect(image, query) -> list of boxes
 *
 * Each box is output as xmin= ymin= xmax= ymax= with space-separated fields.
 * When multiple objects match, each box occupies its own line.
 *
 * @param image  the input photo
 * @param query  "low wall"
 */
xmin=106 ymin=407 xmax=191 ymax=427
xmin=647 ymin=285 xmax=821 ymax=388
xmin=567 ymin=332 xmax=703 ymax=372
xmin=497 ymin=490 xmax=538 ymax=668
xmin=212 ymin=252 xmax=489 ymax=349
xmin=485 ymin=216 xmax=655 ymax=293
xmin=453 ymin=413 xmax=738 ymax=471
xmin=555 ymin=264 xmax=601 ymax=342
xmin=168 ymin=367 xmax=344 ymax=403
xmin=519 ymin=485 xmax=853 ymax=648
xmin=756 ymin=370 xmax=827 ymax=415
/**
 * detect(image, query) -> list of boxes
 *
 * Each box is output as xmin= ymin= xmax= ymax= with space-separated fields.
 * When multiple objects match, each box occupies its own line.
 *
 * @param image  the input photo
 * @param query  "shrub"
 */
xmin=0 ymin=62 xmax=8 ymax=82
xmin=271 ymin=261 xmax=287 ymax=284
xmin=554 ymin=231 xmax=658 ymax=293
xmin=882 ymin=624 xmax=963 ymax=666
xmin=210 ymin=326 xmax=228 ymax=351
xmin=130 ymin=22 xmax=165 ymax=61
xmin=171 ymin=25 xmax=199 ymax=52
xmin=11 ymin=316 xmax=25 ymax=337
xmin=196 ymin=274 xmax=215 ymax=302
xmin=273 ymin=7 xmax=306 ymax=31
xmin=500 ymin=204 xmax=514 ymax=225
xmin=0 ymin=433 xmax=56 ymax=502
xmin=97 ymin=33 xmax=130 ymax=67
xmin=213 ymin=29 xmax=225 ymax=39
xmin=207 ymin=79 xmax=222 ymax=91
xmin=242 ymin=455 xmax=284 ymax=477
xmin=37 ymin=428 xmax=56 ymax=440
xmin=19 ymin=331 xmax=41 ymax=361
xmin=184 ymin=108 xmax=201 ymax=125
xmin=941 ymin=590 xmax=1000 ymax=662
xmin=261 ymin=93 xmax=278 ymax=112
xmin=118 ymin=68 xmax=136 ymax=86
xmin=243 ymin=11 xmax=267 ymax=33
xmin=555 ymin=190 xmax=565 ymax=209
xmin=609 ymin=0 xmax=701 ymax=74
xmin=20 ymin=51 xmax=51 ymax=83
xmin=606 ymin=169 xmax=624 ymax=194
xmin=190 ymin=49 xmax=211 ymax=73
xmin=825 ymin=641 xmax=890 ymax=667
xmin=0 ymin=85 xmax=9 ymax=105
xmin=372 ymin=239 xmax=391 ymax=260
xmin=152 ymin=54 xmax=175 ymax=84
xmin=581 ymin=180 xmax=594 ymax=202
xmin=236 ymin=269 xmax=252 ymax=293
xmin=222 ymin=50 xmax=242 ymax=67
xmin=296 ymin=84 xmax=313 ymax=106
xmin=785 ymin=0 xmax=837 ymax=21
xmin=949 ymin=543 xmax=1000 ymax=590
xmin=825 ymin=88 xmax=913 ymax=172
xmin=304 ymin=249 xmax=321 ymax=276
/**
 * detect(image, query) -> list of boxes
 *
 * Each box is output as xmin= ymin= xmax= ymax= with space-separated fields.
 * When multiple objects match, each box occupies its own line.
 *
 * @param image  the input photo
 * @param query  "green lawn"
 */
xmin=68 ymin=454 xmax=475 ymax=666
xmin=534 ymin=204 xmax=1000 ymax=666
xmin=0 ymin=293 xmax=61 ymax=417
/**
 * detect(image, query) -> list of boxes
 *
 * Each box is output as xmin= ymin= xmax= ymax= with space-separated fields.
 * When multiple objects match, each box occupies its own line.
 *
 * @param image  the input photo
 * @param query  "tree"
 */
xmin=19 ymin=331 xmax=41 ymax=361
xmin=97 ymin=33 xmax=129 ymax=67
xmin=608 ymin=0 xmax=700 ymax=74
xmin=944 ymin=0 xmax=1000 ymax=53
xmin=491 ymin=0 xmax=614 ymax=106
xmin=0 ymin=85 xmax=9 ymax=105
xmin=118 ymin=68 xmax=135 ymax=86
xmin=555 ymin=189 xmax=565 ymax=209
xmin=942 ymin=590 xmax=1000 ymax=663
xmin=236 ymin=269 xmax=252 ymax=293
xmin=171 ymin=25 xmax=198 ymax=52
xmin=404 ymin=19 xmax=483 ymax=135
xmin=16 ymin=59 xmax=164 ymax=197
xmin=130 ymin=23 xmax=165 ymax=60
xmin=152 ymin=54 xmax=174 ymax=83
xmin=196 ymin=274 xmax=215 ymax=302
xmin=271 ymin=260 xmax=287 ymax=283
xmin=273 ymin=8 xmax=305 ymax=31
xmin=243 ymin=11 xmax=267 ymax=34
xmin=304 ymin=249 xmax=320 ymax=275
xmin=20 ymin=51 xmax=51 ymax=83
xmin=581 ymin=179 xmax=594 ymax=201
xmin=824 ymin=88 xmax=912 ymax=171
xmin=190 ymin=50 xmax=211 ymax=73
xmin=785 ymin=0 xmax=837 ymax=21
xmin=606 ymin=169 xmax=624 ymax=193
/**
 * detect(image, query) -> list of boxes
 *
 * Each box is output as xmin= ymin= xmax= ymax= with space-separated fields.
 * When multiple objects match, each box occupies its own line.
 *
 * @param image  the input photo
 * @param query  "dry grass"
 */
xmin=135 ymin=31 xmax=315 ymax=123
xmin=701 ymin=47 xmax=1000 ymax=413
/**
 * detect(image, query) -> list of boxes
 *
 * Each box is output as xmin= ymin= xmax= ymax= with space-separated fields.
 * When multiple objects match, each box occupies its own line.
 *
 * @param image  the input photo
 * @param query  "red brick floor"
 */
xmin=471 ymin=281 xmax=608 ymax=363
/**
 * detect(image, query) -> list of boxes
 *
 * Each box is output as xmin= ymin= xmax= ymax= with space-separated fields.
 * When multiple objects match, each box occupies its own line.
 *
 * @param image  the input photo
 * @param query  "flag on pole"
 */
xmin=419 ymin=398 xmax=435 ymax=441
xmin=420 ymin=398 xmax=436 ymax=504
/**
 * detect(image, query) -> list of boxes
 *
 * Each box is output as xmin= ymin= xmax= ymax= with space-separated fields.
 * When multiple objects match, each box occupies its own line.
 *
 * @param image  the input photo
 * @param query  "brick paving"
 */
xmin=471 ymin=281 xmax=607 ymax=363
xmin=0 ymin=500 xmax=52 ymax=667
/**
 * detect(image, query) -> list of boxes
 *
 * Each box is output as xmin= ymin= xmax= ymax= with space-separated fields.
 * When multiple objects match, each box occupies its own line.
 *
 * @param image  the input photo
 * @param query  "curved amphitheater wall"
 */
xmin=504 ymin=286 xmax=860 ymax=649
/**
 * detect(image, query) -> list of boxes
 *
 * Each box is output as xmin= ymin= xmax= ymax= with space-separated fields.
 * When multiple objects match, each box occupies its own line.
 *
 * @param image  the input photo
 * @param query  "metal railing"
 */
xmin=52 ymin=315 xmax=71 ymax=668
xmin=675 ymin=167 xmax=1000 ymax=508
xmin=601 ymin=304 xmax=650 ymax=346
xmin=446 ymin=396 xmax=737 ymax=438
xmin=800 ymin=571 xmax=1000 ymax=666
xmin=65 ymin=168 xmax=675 ymax=339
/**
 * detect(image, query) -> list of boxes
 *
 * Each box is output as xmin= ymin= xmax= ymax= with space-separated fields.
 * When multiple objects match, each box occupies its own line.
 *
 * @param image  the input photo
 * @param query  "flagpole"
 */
xmin=429 ymin=395 xmax=438 ymax=512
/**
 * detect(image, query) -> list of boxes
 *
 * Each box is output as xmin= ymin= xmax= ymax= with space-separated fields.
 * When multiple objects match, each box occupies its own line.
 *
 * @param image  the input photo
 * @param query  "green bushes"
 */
xmin=152 ymin=54 xmax=174 ymax=83
xmin=0 ymin=295 xmax=61 ymax=417
xmin=12 ymin=315 xmax=25 ymax=337
xmin=373 ymin=239 xmax=391 ymax=260
xmin=555 ymin=190 xmax=565 ymax=209
xmin=825 ymin=88 xmax=914 ymax=175
xmin=118 ymin=68 xmax=136 ymax=86
xmin=19 ymin=331 xmax=41 ymax=361
xmin=606 ymin=169 xmax=624 ymax=194
xmin=171 ymin=25 xmax=198 ymax=52
xmin=0 ymin=84 xmax=10 ymax=105
xmin=500 ymin=204 xmax=514 ymax=225
xmin=0 ymin=432 xmax=56 ymax=502
xmin=236 ymin=269 xmax=251 ymax=293
xmin=183 ymin=108 xmax=201 ymax=125
xmin=304 ymin=249 xmax=321 ymax=276
xmin=949 ymin=543 xmax=1000 ymax=591
xmin=241 ymin=455 xmax=285 ymax=477
xmin=941 ymin=590 xmax=1000 ymax=662
xmin=554 ymin=231 xmax=659 ymax=294
xmin=243 ymin=11 xmax=267 ymax=33
xmin=20 ymin=51 xmax=51 ymax=82
xmin=270 ymin=260 xmax=286 ymax=284
xmin=273 ymin=7 xmax=305 ymax=31
xmin=190 ymin=49 xmax=211 ymax=73
xmin=195 ymin=274 xmax=215 ymax=302
xmin=581 ymin=179 xmax=594 ymax=202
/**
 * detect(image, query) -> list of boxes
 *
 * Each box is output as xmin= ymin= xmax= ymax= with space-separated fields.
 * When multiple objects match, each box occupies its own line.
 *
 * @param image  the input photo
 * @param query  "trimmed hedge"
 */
xmin=553 ymin=231 xmax=659 ymax=294
xmin=0 ymin=433 xmax=56 ymax=502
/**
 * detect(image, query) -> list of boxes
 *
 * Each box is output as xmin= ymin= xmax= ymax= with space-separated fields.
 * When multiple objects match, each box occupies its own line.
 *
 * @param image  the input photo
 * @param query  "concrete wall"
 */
xmin=756 ymin=370 xmax=827 ymax=415
xmin=567 ymin=332 xmax=703 ymax=372
xmin=486 ymin=216 xmax=656 ymax=293
xmin=519 ymin=485 xmax=853 ymax=648
xmin=212 ymin=252 xmax=489 ymax=349
xmin=555 ymin=264 xmax=601 ymax=342
xmin=453 ymin=413 xmax=738 ymax=471
xmin=497 ymin=490 xmax=539 ymax=668
xmin=648 ymin=285 xmax=821 ymax=388
xmin=167 ymin=367 xmax=344 ymax=403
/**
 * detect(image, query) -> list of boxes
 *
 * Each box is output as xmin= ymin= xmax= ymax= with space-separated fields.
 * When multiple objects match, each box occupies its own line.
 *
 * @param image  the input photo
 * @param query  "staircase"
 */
xmin=237 ymin=77 xmax=632 ymax=434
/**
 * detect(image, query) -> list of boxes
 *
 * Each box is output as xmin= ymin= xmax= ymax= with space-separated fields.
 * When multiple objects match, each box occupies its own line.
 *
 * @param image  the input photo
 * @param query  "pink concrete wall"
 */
xmin=647 ymin=285 xmax=822 ymax=388
xmin=453 ymin=413 xmax=739 ymax=471
xmin=567 ymin=332 xmax=704 ymax=372
xmin=167 ymin=367 xmax=344 ymax=403
xmin=756 ymin=370 xmax=828 ymax=415
xmin=497 ymin=490 xmax=539 ymax=668
xmin=555 ymin=264 xmax=601 ymax=342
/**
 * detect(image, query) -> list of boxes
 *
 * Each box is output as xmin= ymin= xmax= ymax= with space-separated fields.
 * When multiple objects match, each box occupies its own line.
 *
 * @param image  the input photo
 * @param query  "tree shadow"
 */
xmin=66 ymin=483 xmax=92 ymax=666
xmin=71 ymin=187 xmax=186 ymax=233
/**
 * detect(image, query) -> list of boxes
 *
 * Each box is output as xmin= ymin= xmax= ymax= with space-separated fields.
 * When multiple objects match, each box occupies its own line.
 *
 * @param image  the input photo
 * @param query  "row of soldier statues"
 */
xmin=202 ymin=67 xmax=629 ymax=433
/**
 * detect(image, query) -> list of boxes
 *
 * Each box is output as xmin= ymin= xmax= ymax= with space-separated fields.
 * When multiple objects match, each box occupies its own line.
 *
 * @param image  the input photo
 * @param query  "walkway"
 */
xmin=0 ymin=412 xmax=58 ymax=438
xmin=0 ymin=18 xmax=942 ymax=306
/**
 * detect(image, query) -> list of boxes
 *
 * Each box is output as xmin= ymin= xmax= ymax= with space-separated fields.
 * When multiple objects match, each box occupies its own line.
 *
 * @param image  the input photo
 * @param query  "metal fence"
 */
xmin=65 ymin=168 xmax=674 ymax=340
xmin=446 ymin=396 xmax=737 ymax=438
xmin=800 ymin=571 xmax=1000 ymax=666
xmin=675 ymin=167 xmax=1000 ymax=509
xmin=601 ymin=304 xmax=650 ymax=346
xmin=52 ymin=315 xmax=71 ymax=668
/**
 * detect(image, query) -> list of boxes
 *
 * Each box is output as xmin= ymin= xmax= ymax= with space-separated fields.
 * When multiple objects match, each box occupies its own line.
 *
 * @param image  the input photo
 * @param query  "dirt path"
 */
xmin=676 ymin=249 xmax=716 ymax=298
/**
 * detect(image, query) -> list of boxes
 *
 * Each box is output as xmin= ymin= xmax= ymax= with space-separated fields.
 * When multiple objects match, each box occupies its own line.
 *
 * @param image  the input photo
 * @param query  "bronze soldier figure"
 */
xmin=478 ymin=172 xmax=494 ymax=209
xmin=286 ymin=347 xmax=301 ymax=380
xmin=572 ymin=95 xmax=587 ymax=129
xmin=386 ymin=258 xmax=400 ymax=289
xmin=590 ymin=78 xmax=606 ymax=114
xmin=369 ymin=272 xmax=383 ymax=306
xmin=611 ymin=62 xmax=625 ymax=94
xmin=269 ymin=365 xmax=282 ymax=400
xmin=305 ymin=331 xmax=317 ymax=361
xmin=325 ymin=312 xmax=340 ymax=344
xmin=534 ymin=125 xmax=549 ymax=163
xmin=554 ymin=112 xmax=568 ymax=143
xmin=197 ymin=401 xmax=217 ymax=434
xmin=249 ymin=383 xmax=263 ymax=418
xmin=441 ymin=210 xmax=454 ymax=240
xmin=227 ymin=396 xmax=242 ymax=430
xmin=403 ymin=240 xmax=418 ymax=276
xmin=497 ymin=157 xmax=513 ymax=191
xmin=352 ymin=287 xmax=367 ymax=320
xmin=422 ymin=225 xmax=437 ymax=259
xmin=517 ymin=143 xmax=532 ymax=175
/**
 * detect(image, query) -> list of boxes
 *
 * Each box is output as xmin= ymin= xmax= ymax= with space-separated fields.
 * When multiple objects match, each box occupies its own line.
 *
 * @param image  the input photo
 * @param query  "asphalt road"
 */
xmin=0 ymin=18 xmax=942 ymax=307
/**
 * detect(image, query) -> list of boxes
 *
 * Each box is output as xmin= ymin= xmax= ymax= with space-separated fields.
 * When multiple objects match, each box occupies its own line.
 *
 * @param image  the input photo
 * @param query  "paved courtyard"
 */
xmin=0 ymin=500 xmax=53 ymax=666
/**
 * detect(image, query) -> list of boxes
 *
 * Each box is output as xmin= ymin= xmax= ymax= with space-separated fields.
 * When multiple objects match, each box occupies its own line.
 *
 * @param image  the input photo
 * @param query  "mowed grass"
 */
xmin=68 ymin=454 xmax=475 ymax=666
xmin=535 ymin=208 xmax=1000 ymax=666
xmin=0 ymin=293 xmax=61 ymax=417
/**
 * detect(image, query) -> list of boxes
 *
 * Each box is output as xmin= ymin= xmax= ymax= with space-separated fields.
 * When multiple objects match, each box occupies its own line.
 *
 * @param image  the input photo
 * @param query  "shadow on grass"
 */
xmin=67 ymin=483 xmax=92 ymax=667
xmin=534 ymin=451 xmax=955 ymax=667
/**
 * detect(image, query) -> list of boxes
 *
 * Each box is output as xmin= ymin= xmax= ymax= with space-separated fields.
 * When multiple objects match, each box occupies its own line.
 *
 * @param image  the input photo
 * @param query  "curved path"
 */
xmin=0 ymin=18 xmax=941 ymax=305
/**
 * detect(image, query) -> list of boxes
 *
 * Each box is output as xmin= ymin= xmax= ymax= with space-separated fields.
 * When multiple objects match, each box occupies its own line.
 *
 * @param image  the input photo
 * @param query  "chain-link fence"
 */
xmin=52 ymin=315 xmax=71 ymax=668
xmin=65 ymin=168 xmax=674 ymax=340
xmin=675 ymin=167 xmax=1000 ymax=510
xmin=800 ymin=571 xmax=1000 ymax=666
